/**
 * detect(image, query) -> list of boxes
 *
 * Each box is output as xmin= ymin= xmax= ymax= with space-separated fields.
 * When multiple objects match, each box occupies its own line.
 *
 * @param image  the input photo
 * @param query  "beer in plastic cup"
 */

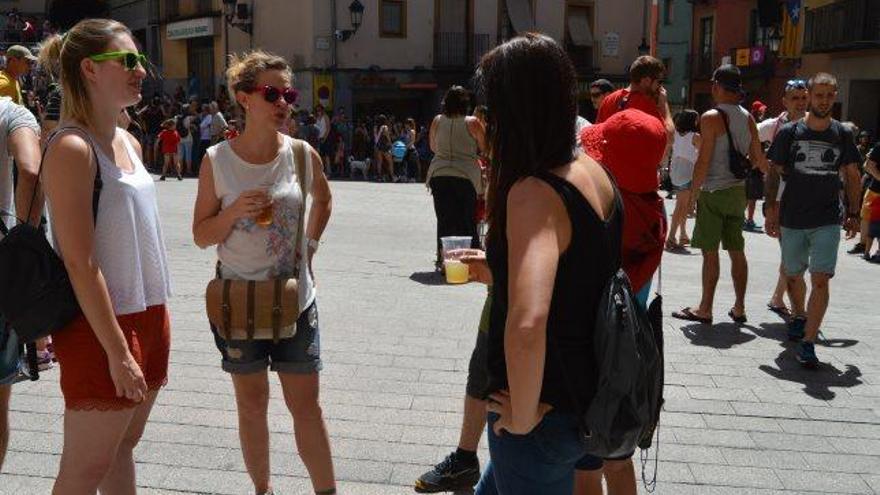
xmin=440 ymin=236 xmax=473 ymax=284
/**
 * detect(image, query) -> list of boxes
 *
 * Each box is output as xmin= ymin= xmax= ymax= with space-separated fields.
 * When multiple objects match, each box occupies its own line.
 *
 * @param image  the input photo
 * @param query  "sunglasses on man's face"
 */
xmin=253 ymin=85 xmax=299 ymax=105
xmin=88 ymin=51 xmax=147 ymax=71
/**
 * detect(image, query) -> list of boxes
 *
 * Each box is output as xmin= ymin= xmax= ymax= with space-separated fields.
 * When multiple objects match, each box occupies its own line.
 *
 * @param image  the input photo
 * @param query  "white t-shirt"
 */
xmin=180 ymin=115 xmax=194 ymax=143
xmin=208 ymin=135 xmax=317 ymax=316
xmin=758 ymin=113 xmax=793 ymax=200
xmin=199 ymin=114 xmax=213 ymax=141
xmin=0 ymin=97 xmax=40 ymax=233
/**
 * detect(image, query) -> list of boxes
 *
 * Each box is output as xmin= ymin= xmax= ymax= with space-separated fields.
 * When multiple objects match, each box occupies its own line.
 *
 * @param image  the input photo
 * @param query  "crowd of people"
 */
xmin=0 ymin=13 xmax=877 ymax=495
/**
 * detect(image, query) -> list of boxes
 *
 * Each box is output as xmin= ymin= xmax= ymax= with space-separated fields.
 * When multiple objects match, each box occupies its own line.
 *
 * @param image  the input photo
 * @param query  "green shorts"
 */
xmin=692 ymin=185 xmax=747 ymax=251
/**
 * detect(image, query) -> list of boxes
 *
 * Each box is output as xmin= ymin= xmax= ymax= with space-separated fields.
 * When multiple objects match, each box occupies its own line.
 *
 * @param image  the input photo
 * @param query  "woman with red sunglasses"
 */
xmin=192 ymin=50 xmax=336 ymax=495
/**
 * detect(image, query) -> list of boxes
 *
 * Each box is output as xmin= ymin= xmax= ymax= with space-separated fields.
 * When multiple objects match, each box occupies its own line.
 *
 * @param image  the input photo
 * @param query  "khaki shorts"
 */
xmin=692 ymin=186 xmax=747 ymax=251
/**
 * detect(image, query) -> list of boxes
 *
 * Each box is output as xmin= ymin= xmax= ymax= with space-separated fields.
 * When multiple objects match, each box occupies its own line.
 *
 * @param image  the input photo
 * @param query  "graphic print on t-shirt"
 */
xmin=790 ymin=140 xmax=841 ymax=176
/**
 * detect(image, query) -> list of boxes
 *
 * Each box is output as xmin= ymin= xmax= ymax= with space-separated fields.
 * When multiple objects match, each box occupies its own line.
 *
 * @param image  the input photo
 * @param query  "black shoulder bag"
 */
xmin=0 ymin=127 xmax=100 ymax=378
xmin=716 ymin=108 xmax=751 ymax=180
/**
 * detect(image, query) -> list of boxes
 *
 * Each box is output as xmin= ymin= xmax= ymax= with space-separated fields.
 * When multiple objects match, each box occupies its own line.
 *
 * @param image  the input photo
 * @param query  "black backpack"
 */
xmin=717 ymin=107 xmax=752 ymax=180
xmin=555 ymin=269 xmax=664 ymax=460
xmin=0 ymin=128 xmax=100 ymax=378
xmin=176 ymin=114 xmax=190 ymax=139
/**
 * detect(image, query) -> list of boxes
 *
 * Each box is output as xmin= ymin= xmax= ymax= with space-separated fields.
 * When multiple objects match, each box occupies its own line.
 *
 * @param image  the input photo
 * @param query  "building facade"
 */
xmin=689 ymin=0 xmax=799 ymax=115
xmin=153 ymin=0 xmax=650 ymax=124
xmin=656 ymin=0 xmax=693 ymax=111
xmin=798 ymin=0 xmax=880 ymax=135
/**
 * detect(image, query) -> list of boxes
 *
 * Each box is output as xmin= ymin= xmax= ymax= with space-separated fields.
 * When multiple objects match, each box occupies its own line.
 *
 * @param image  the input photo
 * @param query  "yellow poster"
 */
xmin=735 ymin=49 xmax=750 ymax=67
xmin=313 ymin=73 xmax=333 ymax=110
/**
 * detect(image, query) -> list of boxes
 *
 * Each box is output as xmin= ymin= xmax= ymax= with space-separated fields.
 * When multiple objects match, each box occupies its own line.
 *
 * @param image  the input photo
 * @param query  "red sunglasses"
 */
xmin=254 ymin=85 xmax=299 ymax=105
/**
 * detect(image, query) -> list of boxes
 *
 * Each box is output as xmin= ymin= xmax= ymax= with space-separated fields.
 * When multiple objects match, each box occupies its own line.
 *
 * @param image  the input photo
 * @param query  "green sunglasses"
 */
xmin=88 ymin=51 xmax=147 ymax=71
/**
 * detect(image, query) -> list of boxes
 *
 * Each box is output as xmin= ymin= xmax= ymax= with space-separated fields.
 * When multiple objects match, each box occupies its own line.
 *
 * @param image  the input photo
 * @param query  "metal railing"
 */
xmin=803 ymin=0 xmax=880 ymax=53
xmin=434 ymin=32 xmax=492 ymax=68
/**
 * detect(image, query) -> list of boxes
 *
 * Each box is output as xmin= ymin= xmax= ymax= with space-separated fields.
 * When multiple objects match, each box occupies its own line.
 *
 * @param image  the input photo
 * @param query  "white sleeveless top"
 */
xmin=52 ymin=127 xmax=172 ymax=316
xmin=672 ymin=131 xmax=698 ymax=164
xmin=208 ymin=135 xmax=316 ymax=315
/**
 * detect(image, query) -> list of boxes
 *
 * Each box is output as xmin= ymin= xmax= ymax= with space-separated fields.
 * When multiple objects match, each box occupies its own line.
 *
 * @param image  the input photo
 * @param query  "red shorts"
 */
xmin=53 ymin=305 xmax=170 ymax=411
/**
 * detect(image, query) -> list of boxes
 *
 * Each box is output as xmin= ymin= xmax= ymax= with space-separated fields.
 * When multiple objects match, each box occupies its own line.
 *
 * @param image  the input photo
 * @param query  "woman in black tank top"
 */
xmin=462 ymin=34 xmax=624 ymax=495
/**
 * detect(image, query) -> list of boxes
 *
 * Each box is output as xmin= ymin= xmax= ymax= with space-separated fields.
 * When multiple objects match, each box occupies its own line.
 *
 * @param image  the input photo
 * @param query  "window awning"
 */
xmin=567 ymin=9 xmax=594 ymax=47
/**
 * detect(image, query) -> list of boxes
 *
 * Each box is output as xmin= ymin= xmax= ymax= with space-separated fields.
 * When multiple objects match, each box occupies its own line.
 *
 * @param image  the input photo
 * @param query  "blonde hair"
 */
xmin=226 ymin=50 xmax=291 ymax=107
xmin=38 ymin=19 xmax=133 ymax=127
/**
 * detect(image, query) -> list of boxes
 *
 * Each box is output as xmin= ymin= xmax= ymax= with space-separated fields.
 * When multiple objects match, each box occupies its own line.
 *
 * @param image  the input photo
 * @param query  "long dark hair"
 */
xmin=475 ymin=33 xmax=578 ymax=243
xmin=674 ymin=109 xmax=700 ymax=134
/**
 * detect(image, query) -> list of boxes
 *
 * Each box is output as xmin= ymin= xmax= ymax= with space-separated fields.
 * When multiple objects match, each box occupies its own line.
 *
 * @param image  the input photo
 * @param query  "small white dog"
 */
xmin=349 ymin=156 xmax=370 ymax=179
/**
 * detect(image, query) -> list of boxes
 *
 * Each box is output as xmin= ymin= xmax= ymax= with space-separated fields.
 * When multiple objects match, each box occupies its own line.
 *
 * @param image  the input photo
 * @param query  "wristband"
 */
xmin=307 ymin=238 xmax=320 ymax=252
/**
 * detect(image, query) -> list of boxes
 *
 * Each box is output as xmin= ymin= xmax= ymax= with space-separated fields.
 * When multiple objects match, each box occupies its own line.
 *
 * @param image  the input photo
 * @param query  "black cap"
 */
xmin=712 ymin=64 xmax=743 ymax=93
xmin=590 ymin=78 xmax=614 ymax=94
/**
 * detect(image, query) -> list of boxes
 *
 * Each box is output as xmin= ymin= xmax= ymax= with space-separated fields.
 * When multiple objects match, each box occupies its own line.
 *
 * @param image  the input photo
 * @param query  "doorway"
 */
xmin=187 ymin=36 xmax=215 ymax=102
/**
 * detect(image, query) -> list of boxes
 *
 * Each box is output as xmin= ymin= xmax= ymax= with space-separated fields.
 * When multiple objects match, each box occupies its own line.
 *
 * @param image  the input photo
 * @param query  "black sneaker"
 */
xmin=415 ymin=452 xmax=480 ymax=493
xmin=848 ymin=243 xmax=866 ymax=255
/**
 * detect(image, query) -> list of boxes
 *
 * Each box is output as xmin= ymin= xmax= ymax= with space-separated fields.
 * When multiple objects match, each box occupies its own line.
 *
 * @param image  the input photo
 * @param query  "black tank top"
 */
xmin=485 ymin=170 xmax=623 ymax=413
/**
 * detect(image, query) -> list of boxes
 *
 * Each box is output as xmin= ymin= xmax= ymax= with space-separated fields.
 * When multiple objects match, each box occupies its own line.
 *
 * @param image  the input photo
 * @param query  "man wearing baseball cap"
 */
xmin=0 ymin=45 xmax=36 ymax=105
xmin=673 ymin=64 xmax=767 ymax=326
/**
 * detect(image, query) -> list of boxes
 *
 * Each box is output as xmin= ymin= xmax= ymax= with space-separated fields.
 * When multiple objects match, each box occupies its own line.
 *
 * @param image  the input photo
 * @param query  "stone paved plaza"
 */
xmin=1 ymin=178 xmax=879 ymax=494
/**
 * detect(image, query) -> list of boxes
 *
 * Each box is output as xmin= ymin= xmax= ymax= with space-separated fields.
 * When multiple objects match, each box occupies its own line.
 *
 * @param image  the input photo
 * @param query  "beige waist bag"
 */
xmin=205 ymin=139 xmax=307 ymax=342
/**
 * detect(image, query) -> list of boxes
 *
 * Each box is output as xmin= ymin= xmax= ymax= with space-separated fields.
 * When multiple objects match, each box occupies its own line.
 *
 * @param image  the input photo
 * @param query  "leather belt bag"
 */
xmin=205 ymin=138 xmax=307 ymax=342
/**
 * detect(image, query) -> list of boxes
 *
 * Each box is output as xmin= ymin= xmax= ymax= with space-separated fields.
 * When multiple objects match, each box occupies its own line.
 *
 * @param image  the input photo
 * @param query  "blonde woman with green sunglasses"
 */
xmin=39 ymin=19 xmax=172 ymax=495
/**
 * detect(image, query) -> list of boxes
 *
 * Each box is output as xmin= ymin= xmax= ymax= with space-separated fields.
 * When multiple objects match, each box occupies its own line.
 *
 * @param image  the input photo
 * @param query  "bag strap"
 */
xmin=27 ymin=126 xmax=102 ymax=226
xmin=291 ymin=138 xmax=307 ymax=280
xmin=221 ymin=279 xmax=232 ymax=340
xmin=715 ymin=107 xmax=740 ymax=157
xmin=246 ymin=280 xmax=256 ymax=340
xmin=272 ymin=279 xmax=284 ymax=343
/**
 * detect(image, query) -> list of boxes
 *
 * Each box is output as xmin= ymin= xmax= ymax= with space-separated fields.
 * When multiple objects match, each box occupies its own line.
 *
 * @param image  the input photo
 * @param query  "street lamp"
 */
xmin=223 ymin=0 xmax=252 ymax=35
xmin=768 ymin=26 xmax=784 ymax=54
xmin=335 ymin=0 xmax=365 ymax=42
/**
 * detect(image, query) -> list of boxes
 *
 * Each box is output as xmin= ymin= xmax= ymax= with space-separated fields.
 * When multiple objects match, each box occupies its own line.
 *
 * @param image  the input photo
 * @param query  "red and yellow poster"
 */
xmin=313 ymin=73 xmax=333 ymax=109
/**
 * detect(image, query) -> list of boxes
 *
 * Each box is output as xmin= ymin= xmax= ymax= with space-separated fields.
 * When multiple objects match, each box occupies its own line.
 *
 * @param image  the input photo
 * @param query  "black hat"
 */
xmin=712 ymin=64 xmax=743 ymax=93
xmin=590 ymin=78 xmax=614 ymax=94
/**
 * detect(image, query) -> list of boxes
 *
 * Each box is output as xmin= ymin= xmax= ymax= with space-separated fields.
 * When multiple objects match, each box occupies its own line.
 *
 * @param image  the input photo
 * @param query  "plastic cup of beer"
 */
xmin=255 ymin=183 xmax=275 ymax=227
xmin=440 ymin=236 xmax=472 ymax=284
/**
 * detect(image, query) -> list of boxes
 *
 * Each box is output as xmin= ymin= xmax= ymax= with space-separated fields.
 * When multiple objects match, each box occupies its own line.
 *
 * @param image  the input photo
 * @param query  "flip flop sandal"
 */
xmin=672 ymin=307 xmax=713 ymax=325
xmin=767 ymin=304 xmax=791 ymax=319
xmin=679 ymin=236 xmax=691 ymax=246
xmin=728 ymin=309 xmax=748 ymax=324
xmin=665 ymin=240 xmax=681 ymax=252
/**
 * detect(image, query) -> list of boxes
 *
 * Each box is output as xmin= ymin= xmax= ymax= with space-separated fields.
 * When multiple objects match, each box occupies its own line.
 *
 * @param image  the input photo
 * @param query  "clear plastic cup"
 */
xmin=440 ymin=236 xmax=472 ymax=284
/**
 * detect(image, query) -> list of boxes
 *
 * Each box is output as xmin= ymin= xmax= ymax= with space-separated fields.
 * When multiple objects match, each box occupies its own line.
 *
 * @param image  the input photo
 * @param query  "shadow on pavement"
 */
xmin=753 ymin=323 xmax=863 ymax=400
xmin=410 ymin=271 xmax=446 ymax=286
xmin=680 ymin=322 xmax=757 ymax=349
xmin=758 ymin=346 xmax=863 ymax=401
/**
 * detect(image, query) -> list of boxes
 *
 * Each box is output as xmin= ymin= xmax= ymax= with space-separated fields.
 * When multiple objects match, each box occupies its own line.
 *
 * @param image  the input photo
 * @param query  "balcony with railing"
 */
xmin=803 ymin=0 xmax=880 ymax=53
xmin=434 ymin=32 xmax=492 ymax=69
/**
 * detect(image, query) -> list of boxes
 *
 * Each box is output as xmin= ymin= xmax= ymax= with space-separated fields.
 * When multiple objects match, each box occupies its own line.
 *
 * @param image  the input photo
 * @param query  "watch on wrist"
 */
xmin=307 ymin=238 xmax=320 ymax=252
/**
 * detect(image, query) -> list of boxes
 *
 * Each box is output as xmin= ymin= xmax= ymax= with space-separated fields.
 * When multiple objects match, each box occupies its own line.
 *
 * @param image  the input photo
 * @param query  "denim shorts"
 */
xmin=211 ymin=302 xmax=322 ymax=374
xmin=178 ymin=140 xmax=193 ymax=162
xmin=475 ymin=412 xmax=598 ymax=495
xmin=0 ymin=317 xmax=22 ymax=386
xmin=780 ymin=225 xmax=841 ymax=277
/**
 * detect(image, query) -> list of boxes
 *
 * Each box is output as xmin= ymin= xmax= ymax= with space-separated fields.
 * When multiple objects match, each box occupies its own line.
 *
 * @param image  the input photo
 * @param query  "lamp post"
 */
xmin=768 ymin=26 xmax=784 ymax=54
xmin=335 ymin=0 xmax=365 ymax=42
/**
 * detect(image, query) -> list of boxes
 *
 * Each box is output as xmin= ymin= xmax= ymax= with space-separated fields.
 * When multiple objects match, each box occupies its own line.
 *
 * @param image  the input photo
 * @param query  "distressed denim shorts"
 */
xmin=211 ymin=302 xmax=322 ymax=374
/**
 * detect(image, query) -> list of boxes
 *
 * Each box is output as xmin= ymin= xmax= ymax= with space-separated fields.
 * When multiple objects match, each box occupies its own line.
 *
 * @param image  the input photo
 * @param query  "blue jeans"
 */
xmin=475 ymin=412 xmax=590 ymax=495
xmin=0 ymin=316 xmax=22 ymax=385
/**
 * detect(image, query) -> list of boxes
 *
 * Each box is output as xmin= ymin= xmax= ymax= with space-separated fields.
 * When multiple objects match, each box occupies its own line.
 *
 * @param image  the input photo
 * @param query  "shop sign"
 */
xmin=603 ymin=32 xmax=620 ymax=57
xmin=167 ymin=18 xmax=215 ymax=40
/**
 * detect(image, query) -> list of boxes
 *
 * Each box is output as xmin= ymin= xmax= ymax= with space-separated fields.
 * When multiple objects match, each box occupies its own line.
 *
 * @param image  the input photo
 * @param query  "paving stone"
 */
xmin=719 ymin=447 xmax=809 ymax=469
xmin=702 ymin=414 xmax=782 ymax=432
xmin=689 ymin=464 xmax=783 ymax=489
xmin=775 ymin=468 xmax=873 ymax=494
xmin=670 ymin=427 xmax=757 ymax=448
xmin=749 ymin=431 xmax=837 ymax=453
